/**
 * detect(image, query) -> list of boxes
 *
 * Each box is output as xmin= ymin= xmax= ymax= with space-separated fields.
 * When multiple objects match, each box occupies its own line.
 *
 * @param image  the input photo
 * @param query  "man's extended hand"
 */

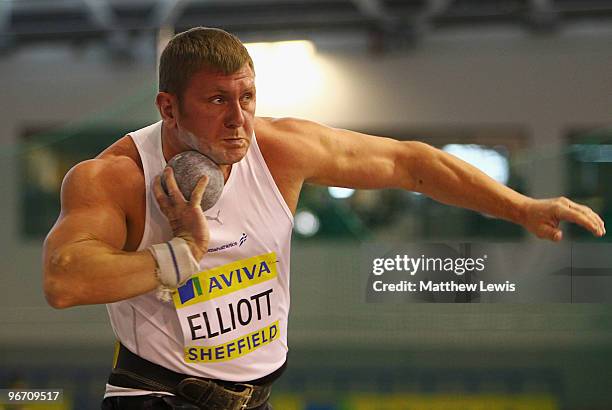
xmin=520 ymin=197 xmax=606 ymax=241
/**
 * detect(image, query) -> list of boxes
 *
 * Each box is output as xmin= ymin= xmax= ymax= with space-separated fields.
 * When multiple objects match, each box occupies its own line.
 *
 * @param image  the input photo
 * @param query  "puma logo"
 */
xmin=206 ymin=209 xmax=223 ymax=225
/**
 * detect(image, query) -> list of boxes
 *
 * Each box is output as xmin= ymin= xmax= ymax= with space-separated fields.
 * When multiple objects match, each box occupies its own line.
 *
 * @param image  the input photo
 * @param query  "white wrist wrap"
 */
xmin=149 ymin=237 xmax=200 ymax=302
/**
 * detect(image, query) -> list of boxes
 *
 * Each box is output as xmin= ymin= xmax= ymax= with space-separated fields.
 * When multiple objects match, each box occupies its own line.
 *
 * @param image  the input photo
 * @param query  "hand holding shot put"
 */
xmin=41 ymin=27 xmax=605 ymax=410
xmin=146 ymin=168 xmax=208 ymax=302
xmin=153 ymin=167 xmax=211 ymax=261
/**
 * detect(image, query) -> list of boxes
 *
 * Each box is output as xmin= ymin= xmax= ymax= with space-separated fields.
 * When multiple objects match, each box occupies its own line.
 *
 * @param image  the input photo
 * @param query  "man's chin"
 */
xmin=208 ymin=148 xmax=249 ymax=165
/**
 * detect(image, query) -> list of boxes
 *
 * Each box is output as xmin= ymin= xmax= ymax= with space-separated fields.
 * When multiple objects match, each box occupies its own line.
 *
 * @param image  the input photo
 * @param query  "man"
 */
xmin=42 ymin=27 xmax=605 ymax=410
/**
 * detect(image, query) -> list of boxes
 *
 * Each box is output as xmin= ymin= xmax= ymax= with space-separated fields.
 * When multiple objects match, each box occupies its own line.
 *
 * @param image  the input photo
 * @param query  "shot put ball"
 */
xmin=161 ymin=150 xmax=224 ymax=211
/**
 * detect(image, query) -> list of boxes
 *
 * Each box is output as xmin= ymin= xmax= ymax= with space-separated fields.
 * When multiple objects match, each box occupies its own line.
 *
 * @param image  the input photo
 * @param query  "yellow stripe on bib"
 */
xmin=184 ymin=321 xmax=280 ymax=363
xmin=173 ymin=252 xmax=279 ymax=308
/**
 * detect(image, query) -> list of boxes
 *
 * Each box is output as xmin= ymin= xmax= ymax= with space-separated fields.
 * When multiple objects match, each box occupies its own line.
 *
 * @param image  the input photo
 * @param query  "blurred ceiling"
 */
xmin=2 ymin=0 xmax=612 ymax=52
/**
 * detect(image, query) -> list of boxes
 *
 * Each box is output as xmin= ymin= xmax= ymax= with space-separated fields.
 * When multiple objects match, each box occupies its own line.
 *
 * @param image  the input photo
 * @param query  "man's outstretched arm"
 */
xmin=268 ymin=117 xmax=605 ymax=241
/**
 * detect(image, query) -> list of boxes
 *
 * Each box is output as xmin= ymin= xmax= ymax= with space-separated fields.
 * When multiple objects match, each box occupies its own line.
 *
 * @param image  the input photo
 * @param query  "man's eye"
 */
xmin=241 ymin=93 xmax=253 ymax=102
xmin=210 ymin=97 xmax=224 ymax=104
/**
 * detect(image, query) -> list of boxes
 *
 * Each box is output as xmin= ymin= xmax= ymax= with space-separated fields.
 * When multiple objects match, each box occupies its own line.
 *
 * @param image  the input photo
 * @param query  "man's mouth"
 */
xmin=222 ymin=137 xmax=247 ymax=147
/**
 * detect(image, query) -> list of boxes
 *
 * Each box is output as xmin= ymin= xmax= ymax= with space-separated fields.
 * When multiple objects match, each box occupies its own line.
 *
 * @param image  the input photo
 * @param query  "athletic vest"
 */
xmin=105 ymin=121 xmax=293 ymax=390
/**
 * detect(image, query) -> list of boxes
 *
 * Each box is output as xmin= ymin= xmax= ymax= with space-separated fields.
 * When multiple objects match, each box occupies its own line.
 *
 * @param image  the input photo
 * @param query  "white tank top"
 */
xmin=105 ymin=121 xmax=293 ymax=396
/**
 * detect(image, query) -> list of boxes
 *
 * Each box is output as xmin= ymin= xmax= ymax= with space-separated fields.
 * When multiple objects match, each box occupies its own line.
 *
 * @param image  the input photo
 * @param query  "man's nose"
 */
xmin=224 ymin=101 xmax=245 ymax=129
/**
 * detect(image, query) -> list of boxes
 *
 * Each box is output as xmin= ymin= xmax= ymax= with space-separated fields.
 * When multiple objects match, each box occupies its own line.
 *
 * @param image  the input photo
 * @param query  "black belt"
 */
xmin=109 ymin=343 xmax=286 ymax=410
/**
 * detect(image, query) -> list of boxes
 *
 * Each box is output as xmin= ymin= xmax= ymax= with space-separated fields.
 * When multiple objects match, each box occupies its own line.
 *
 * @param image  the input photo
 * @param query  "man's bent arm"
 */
xmin=43 ymin=159 xmax=159 ymax=308
xmin=44 ymin=236 xmax=159 ymax=308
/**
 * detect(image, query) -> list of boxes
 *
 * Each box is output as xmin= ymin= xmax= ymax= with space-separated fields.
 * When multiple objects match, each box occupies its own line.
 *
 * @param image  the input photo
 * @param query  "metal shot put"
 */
xmin=162 ymin=151 xmax=224 ymax=212
xmin=42 ymin=27 xmax=606 ymax=410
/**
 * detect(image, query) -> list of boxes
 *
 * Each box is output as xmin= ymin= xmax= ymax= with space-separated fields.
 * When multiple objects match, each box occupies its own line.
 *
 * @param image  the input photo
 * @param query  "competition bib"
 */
xmin=172 ymin=252 xmax=281 ymax=363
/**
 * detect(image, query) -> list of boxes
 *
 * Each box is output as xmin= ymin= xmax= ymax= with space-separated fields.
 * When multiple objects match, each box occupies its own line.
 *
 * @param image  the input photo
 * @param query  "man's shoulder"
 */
xmin=254 ymin=117 xmax=307 ymax=165
xmin=254 ymin=116 xmax=322 ymax=155
xmin=63 ymin=136 xmax=144 ymax=203
xmin=68 ymin=155 xmax=143 ymax=185
xmin=253 ymin=117 xmax=332 ymax=191
xmin=255 ymin=116 xmax=319 ymax=138
xmin=97 ymin=134 xmax=144 ymax=172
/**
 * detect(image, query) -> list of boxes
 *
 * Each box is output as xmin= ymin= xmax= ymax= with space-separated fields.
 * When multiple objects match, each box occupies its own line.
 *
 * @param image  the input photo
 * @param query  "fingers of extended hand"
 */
xmin=189 ymin=175 xmax=209 ymax=209
xmin=572 ymin=202 xmax=606 ymax=235
xmin=555 ymin=200 xmax=602 ymax=236
xmin=561 ymin=198 xmax=605 ymax=235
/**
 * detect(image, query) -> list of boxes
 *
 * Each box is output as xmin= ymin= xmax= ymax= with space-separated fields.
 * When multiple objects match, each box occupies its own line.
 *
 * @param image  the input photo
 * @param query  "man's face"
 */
xmin=174 ymin=64 xmax=256 ymax=165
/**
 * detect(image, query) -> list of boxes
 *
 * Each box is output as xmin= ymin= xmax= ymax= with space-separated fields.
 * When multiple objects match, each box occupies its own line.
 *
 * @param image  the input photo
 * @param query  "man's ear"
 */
xmin=156 ymin=92 xmax=178 ymax=128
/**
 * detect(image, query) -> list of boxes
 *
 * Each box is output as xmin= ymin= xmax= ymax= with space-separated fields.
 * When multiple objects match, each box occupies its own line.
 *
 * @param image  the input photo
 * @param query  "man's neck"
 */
xmin=161 ymin=123 xmax=232 ymax=182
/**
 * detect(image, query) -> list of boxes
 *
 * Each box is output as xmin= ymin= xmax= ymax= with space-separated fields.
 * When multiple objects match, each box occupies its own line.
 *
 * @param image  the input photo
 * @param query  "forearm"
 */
xmin=406 ymin=142 xmax=529 ymax=225
xmin=44 ymin=239 xmax=159 ymax=308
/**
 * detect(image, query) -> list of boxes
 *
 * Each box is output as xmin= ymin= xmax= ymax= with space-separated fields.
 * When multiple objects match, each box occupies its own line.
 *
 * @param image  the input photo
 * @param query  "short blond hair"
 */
xmin=159 ymin=27 xmax=254 ymax=99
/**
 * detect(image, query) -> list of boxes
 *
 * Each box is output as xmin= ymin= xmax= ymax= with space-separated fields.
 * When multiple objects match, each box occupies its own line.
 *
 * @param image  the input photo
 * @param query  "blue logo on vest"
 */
xmin=178 ymin=279 xmax=196 ymax=304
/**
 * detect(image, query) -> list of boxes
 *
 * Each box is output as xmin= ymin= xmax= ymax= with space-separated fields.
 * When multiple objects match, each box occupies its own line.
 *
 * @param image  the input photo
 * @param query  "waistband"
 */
xmin=108 ymin=343 xmax=287 ymax=409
